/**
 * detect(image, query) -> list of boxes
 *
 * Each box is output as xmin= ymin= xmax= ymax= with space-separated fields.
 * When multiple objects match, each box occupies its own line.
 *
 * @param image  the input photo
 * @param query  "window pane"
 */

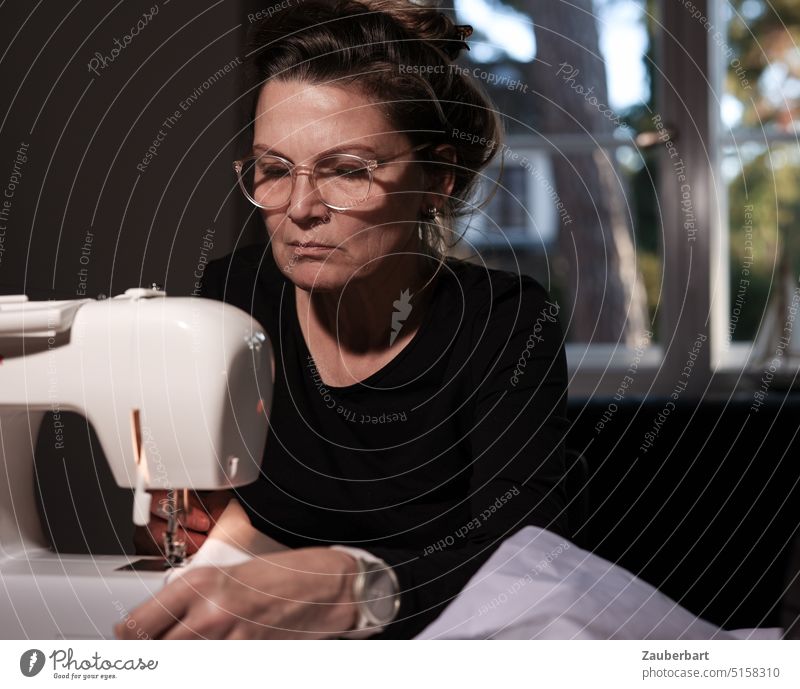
xmin=724 ymin=142 xmax=799 ymax=342
xmin=722 ymin=0 xmax=800 ymax=132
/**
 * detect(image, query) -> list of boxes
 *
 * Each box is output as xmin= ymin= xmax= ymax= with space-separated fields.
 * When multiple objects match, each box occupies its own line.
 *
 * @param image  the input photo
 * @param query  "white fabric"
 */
xmin=164 ymin=539 xmax=253 ymax=584
xmin=163 ymin=499 xmax=288 ymax=584
xmin=417 ymin=526 xmax=779 ymax=640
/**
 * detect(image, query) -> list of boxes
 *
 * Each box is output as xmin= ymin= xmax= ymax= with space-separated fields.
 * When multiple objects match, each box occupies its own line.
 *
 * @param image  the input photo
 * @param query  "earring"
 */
xmin=424 ymin=206 xmax=439 ymax=220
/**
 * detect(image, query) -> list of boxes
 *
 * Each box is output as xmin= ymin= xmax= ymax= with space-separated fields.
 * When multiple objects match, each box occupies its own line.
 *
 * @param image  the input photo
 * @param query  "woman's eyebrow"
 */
xmin=250 ymin=142 xmax=379 ymax=158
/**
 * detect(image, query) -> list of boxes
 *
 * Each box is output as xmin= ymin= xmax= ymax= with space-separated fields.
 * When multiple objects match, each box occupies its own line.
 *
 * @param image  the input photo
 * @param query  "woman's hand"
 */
xmin=133 ymin=490 xmax=233 ymax=556
xmin=115 ymin=548 xmax=359 ymax=639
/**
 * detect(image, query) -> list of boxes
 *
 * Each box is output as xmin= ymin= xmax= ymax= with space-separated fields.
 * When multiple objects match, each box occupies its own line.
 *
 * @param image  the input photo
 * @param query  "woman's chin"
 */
xmin=281 ymin=261 xmax=349 ymax=293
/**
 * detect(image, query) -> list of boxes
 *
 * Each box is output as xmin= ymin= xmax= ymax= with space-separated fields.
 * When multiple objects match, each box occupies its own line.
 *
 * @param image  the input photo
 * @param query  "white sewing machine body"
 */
xmin=0 ymin=288 xmax=272 ymax=638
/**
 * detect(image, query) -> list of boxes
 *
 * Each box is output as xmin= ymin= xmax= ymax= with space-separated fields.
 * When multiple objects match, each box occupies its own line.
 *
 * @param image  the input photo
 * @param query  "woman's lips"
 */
xmin=288 ymin=241 xmax=337 ymax=255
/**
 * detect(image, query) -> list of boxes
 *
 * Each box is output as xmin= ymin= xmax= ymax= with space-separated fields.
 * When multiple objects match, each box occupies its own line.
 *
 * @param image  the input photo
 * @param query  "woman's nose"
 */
xmin=287 ymin=169 xmax=327 ymax=221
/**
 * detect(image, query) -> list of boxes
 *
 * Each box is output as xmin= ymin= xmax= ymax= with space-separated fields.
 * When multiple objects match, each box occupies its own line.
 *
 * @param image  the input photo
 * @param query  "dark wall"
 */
xmin=0 ymin=1 xmax=266 ymax=553
xmin=0 ymin=1 xmax=264 ymax=301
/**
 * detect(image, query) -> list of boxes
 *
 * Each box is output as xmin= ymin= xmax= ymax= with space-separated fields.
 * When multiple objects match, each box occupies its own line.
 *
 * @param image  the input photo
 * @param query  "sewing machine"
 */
xmin=0 ymin=286 xmax=272 ymax=639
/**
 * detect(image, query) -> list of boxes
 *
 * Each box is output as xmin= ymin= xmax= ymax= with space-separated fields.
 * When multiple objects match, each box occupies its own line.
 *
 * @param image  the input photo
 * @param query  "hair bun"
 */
xmin=362 ymin=1 xmax=472 ymax=60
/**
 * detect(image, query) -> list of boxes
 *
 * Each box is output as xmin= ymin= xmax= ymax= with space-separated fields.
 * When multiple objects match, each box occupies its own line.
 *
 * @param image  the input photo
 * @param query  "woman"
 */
xmin=119 ymin=0 xmax=569 ymax=640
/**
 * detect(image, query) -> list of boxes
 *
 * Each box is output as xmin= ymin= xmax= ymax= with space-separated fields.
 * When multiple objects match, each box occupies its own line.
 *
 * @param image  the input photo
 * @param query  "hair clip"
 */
xmin=455 ymin=25 xmax=473 ymax=42
xmin=442 ymin=24 xmax=473 ymax=59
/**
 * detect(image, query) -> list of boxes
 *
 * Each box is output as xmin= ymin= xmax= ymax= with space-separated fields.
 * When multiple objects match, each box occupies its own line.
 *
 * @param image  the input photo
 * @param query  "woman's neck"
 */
xmin=295 ymin=252 xmax=439 ymax=356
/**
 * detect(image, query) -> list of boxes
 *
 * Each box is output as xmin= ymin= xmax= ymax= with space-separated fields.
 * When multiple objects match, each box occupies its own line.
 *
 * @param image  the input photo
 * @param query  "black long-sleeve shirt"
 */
xmin=199 ymin=243 xmax=569 ymax=639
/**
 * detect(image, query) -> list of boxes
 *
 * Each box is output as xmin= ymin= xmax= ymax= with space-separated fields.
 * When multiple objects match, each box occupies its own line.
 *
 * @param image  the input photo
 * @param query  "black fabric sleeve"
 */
xmin=368 ymin=277 xmax=569 ymax=639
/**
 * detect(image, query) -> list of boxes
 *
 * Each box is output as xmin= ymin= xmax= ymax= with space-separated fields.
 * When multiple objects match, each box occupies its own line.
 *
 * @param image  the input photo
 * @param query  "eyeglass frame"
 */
xmin=233 ymin=142 xmax=432 ymax=212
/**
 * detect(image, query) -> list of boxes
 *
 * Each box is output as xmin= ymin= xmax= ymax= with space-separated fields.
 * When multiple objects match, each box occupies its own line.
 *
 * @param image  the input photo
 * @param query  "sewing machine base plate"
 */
xmin=0 ymin=550 xmax=165 ymax=639
xmin=118 ymin=557 xmax=185 ymax=572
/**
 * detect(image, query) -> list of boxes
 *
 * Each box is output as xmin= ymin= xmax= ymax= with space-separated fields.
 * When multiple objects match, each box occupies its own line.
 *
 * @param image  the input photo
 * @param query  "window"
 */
xmin=716 ymin=0 xmax=800 ymax=374
xmin=451 ymin=0 xmax=800 ymax=396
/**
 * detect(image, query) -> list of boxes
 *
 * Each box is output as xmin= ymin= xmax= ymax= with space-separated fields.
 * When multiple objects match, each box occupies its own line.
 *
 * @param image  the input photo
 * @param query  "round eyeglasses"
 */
xmin=233 ymin=143 xmax=430 ymax=212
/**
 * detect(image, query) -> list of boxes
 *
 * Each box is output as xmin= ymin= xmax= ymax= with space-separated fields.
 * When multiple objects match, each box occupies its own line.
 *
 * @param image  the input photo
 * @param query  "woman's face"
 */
xmin=252 ymin=79 xmax=432 ymax=293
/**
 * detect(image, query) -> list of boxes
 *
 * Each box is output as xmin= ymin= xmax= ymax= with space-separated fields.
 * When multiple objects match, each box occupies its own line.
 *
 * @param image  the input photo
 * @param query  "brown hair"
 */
xmin=243 ymin=0 xmax=502 ymax=257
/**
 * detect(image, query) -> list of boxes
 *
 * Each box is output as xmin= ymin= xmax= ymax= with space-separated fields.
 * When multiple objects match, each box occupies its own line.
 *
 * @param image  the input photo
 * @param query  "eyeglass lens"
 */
xmin=239 ymin=154 xmax=373 ymax=209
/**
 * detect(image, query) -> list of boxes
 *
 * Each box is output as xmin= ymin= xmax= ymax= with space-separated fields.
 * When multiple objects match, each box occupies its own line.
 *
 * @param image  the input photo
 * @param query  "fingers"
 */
xmin=134 ymin=490 xmax=235 ymax=556
xmin=179 ymin=504 xmax=211 ymax=532
xmin=133 ymin=522 xmax=208 ymax=556
xmin=194 ymin=489 xmax=235 ymax=523
xmin=149 ymin=494 xmax=211 ymax=532
xmin=160 ymin=607 xmax=235 ymax=640
xmin=115 ymin=577 xmax=195 ymax=640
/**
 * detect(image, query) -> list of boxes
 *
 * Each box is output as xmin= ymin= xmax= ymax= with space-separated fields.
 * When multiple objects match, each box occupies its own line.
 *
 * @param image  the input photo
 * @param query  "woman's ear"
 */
xmin=423 ymin=144 xmax=457 ymax=208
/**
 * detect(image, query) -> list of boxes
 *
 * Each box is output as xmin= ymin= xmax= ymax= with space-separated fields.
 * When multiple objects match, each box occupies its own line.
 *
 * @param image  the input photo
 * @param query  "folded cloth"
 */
xmin=417 ymin=526 xmax=754 ymax=640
